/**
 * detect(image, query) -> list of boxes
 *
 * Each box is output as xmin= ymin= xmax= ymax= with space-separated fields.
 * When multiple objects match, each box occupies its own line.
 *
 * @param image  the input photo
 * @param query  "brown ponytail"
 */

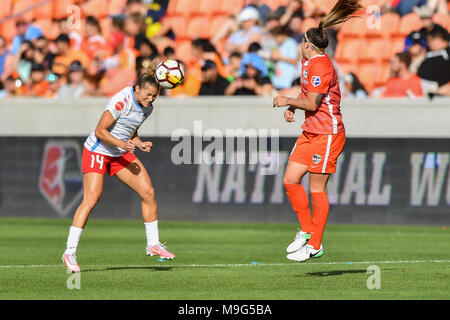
xmin=133 ymin=59 xmax=160 ymax=90
xmin=306 ymin=0 xmax=363 ymax=50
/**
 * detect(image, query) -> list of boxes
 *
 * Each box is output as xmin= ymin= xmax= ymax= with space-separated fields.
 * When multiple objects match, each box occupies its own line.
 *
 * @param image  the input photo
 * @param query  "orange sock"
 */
xmin=309 ymin=192 xmax=330 ymax=250
xmin=284 ymin=183 xmax=312 ymax=233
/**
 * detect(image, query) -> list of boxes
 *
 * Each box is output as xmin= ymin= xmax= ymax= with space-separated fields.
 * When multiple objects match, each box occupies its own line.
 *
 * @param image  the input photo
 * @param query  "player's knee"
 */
xmin=141 ymin=187 xmax=155 ymax=203
xmin=83 ymin=193 xmax=101 ymax=209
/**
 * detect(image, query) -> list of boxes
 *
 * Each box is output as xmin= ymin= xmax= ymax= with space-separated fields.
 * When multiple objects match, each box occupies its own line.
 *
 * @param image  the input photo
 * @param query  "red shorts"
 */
xmin=82 ymin=147 xmax=137 ymax=176
xmin=289 ymin=131 xmax=346 ymax=174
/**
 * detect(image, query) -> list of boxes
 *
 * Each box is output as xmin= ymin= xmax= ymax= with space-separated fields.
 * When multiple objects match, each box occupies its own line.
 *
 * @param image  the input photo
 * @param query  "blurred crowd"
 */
xmin=0 ymin=0 xmax=449 ymax=99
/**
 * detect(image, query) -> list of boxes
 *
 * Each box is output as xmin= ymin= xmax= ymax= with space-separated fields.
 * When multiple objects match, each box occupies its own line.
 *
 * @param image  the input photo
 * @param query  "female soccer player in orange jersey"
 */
xmin=273 ymin=0 xmax=362 ymax=262
xmin=62 ymin=61 xmax=175 ymax=273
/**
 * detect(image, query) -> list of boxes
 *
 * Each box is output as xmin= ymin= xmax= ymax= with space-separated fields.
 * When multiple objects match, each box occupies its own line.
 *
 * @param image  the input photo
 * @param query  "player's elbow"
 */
xmin=94 ymin=127 xmax=107 ymax=140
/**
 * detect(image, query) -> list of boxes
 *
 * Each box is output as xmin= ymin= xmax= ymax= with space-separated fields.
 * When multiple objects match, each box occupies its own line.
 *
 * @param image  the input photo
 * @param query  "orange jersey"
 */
xmin=299 ymin=54 xmax=344 ymax=135
xmin=381 ymin=74 xmax=424 ymax=98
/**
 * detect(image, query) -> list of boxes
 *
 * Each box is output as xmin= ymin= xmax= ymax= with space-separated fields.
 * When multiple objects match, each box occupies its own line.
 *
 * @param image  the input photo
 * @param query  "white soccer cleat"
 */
xmin=62 ymin=252 xmax=80 ymax=272
xmin=287 ymin=244 xmax=324 ymax=262
xmin=146 ymin=243 xmax=175 ymax=260
xmin=286 ymin=229 xmax=311 ymax=253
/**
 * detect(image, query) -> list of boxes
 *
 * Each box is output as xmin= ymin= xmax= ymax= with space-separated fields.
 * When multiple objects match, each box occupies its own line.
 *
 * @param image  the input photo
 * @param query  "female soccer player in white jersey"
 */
xmin=62 ymin=61 xmax=175 ymax=272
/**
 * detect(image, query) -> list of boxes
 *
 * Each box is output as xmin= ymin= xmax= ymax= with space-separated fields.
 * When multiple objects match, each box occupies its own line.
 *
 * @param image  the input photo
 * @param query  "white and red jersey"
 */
xmin=84 ymin=87 xmax=153 ymax=157
xmin=299 ymin=54 xmax=344 ymax=135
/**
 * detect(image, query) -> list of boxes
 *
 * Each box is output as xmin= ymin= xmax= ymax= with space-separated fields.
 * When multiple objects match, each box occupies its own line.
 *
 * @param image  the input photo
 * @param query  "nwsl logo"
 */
xmin=38 ymin=140 xmax=83 ymax=217
xmin=311 ymin=76 xmax=321 ymax=87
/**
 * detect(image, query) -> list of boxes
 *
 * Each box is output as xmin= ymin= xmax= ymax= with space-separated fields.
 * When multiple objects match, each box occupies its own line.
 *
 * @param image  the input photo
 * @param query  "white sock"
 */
xmin=144 ymin=220 xmax=160 ymax=247
xmin=65 ymin=226 xmax=83 ymax=254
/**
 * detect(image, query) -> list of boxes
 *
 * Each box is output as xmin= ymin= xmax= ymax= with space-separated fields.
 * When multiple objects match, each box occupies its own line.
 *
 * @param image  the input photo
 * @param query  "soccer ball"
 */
xmin=155 ymin=60 xmax=185 ymax=89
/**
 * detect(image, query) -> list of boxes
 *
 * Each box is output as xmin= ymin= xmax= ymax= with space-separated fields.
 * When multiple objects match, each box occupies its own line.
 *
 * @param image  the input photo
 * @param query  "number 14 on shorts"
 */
xmin=90 ymin=154 xmax=104 ymax=170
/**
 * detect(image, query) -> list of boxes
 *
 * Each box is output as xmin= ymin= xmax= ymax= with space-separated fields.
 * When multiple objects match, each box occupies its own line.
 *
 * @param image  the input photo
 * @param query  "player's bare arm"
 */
xmin=273 ymin=92 xmax=324 ymax=112
xmin=131 ymin=131 xmax=153 ymax=153
xmin=94 ymin=111 xmax=136 ymax=153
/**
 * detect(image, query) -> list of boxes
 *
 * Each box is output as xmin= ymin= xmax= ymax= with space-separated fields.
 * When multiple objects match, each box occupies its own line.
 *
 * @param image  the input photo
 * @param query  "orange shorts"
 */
xmin=289 ymin=131 xmax=346 ymax=174
xmin=82 ymin=147 xmax=137 ymax=176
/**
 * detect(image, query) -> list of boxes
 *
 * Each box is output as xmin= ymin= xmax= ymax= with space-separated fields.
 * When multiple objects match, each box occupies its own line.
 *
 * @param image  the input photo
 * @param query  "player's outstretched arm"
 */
xmin=273 ymin=91 xmax=324 ymax=112
xmin=131 ymin=131 xmax=153 ymax=152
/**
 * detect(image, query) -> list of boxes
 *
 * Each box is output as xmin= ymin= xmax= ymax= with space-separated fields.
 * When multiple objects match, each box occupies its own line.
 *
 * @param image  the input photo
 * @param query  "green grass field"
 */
xmin=0 ymin=217 xmax=449 ymax=300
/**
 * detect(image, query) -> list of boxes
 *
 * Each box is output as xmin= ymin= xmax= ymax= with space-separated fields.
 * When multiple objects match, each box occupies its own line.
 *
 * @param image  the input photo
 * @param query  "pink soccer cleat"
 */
xmin=146 ymin=243 xmax=176 ymax=260
xmin=62 ymin=252 xmax=80 ymax=272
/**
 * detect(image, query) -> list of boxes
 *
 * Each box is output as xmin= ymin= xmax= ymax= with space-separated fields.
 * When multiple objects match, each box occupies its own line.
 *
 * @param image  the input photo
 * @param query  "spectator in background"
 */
xmin=414 ymin=5 xmax=449 ymax=50
xmin=199 ymin=60 xmax=230 ymax=96
xmin=124 ymin=0 xmax=148 ymax=16
xmin=259 ymin=11 xmax=282 ymax=63
xmin=417 ymin=28 xmax=450 ymax=96
xmin=135 ymin=38 xmax=159 ymax=73
xmin=0 ymin=79 xmax=5 ymax=99
xmin=343 ymin=73 xmax=368 ymax=98
xmin=57 ymin=18 xmax=82 ymax=51
xmin=276 ymin=0 xmax=304 ymax=27
xmin=82 ymin=16 xmax=109 ymax=61
xmin=57 ymin=60 xmax=85 ymax=98
xmin=224 ymin=52 xmax=242 ymax=82
xmin=4 ymin=76 xmax=20 ymax=97
xmin=103 ymin=30 xmax=136 ymax=71
xmin=13 ymin=40 xmax=35 ymax=82
xmin=246 ymin=0 xmax=272 ymax=26
xmin=53 ymin=34 xmax=89 ymax=76
xmin=26 ymin=63 xmax=50 ymax=97
xmin=34 ymin=36 xmax=55 ymax=72
xmin=192 ymin=39 xmax=229 ymax=79
xmin=270 ymin=26 xmax=299 ymax=90
xmin=405 ymin=31 xmax=427 ymax=74
xmin=124 ymin=13 xmax=149 ymax=51
xmin=226 ymin=53 xmax=272 ymax=96
xmin=225 ymin=7 xmax=263 ymax=54
xmin=381 ymin=52 xmax=424 ymax=97
xmin=0 ymin=36 xmax=13 ymax=81
xmin=163 ymin=46 xmax=176 ymax=60
xmin=45 ymin=73 xmax=62 ymax=98
xmin=11 ymin=20 xmax=43 ymax=55
xmin=288 ymin=13 xmax=304 ymax=44
xmin=393 ymin=0 xmax=428 ymax=16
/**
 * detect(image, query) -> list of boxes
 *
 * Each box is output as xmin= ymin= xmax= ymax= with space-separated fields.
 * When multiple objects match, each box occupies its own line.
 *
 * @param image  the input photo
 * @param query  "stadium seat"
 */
xmin=0 ymin=0 xmax=12 ymax=20
xmin=356 ymin=62 xmax=379 ymax=92
xmin=53 ymin=0 xmax=75 ymax=20
xmin=175 ymin=40 xmax=196 ymax=65
xmin=172 ymin=0 xmax=201 ymax=17
xmin=186 ymin=16 xmax=211 ymax=40
xmin=396 ymin=13 xmax=423 ymax=37
xmin=34 ymin=19 xmax=53 ymax=40
xmin=109 ymin=0 xmax=126 ymax=16
xmin=432 ymin=13 xmax=449 ymax=29
xmin=338 ymin=16 xmax=367 ymax=39
xmin=314 ymin=0 xmax=337 ymax=13
xmin=1 ymin=18 xmax=17 ymax=43
xmin=336 ymin=61 xmax=355 ymax=75
xmin=301 ymin=18 xmax=317 ymax=34
xmin=366 ymin=12 xmax=400 ymax=38
xmin=208 ymin=15 xmax=229 ymax=39
xmin=166 ymin=0 xmax=179 ymax=17
xmin=376 ymin=62 xmax=390 ymax=87
xmin=193 ymin=0 xmax=216 ymax=16
xmin=33 ymin=0 xmax=53 ymax=20
xmin=358 ymin=39 xmax=391 ymax=62
xmin=334 ymin=39 xmax=363 ymax=65
xmin=156 ymin=37 xmax=175 ymax=56
xmin=12 ymin=0 xmax=34 ymax=22
xmin=85 ymin=0 xmax=109 ymax=19
xmin=165 ymin=16 xmax=188 ymax=39
xmin=389 ymin=38 xmax=405 ymax=58
xmin=219 ymin=0 xmax=245 ymax=16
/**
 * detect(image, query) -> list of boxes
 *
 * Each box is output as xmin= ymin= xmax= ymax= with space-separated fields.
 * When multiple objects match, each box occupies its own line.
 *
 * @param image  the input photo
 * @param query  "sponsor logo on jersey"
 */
xmin=115 ymin=101 xmax=124 ymax=111
xmin=39 ymin=140 xmax=83 ymax=217
xmin=303 ymin=68 xmax=308 ymax=79
xmin=311 ymin=76 xmax=321 ymax=87
xmin=312 ymin=154 xmax=322 ymax=165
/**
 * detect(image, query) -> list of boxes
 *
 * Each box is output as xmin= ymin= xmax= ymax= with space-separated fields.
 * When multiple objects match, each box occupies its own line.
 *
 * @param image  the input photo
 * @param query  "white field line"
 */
xmin=1 ymin=260 xmax=450 ymax=269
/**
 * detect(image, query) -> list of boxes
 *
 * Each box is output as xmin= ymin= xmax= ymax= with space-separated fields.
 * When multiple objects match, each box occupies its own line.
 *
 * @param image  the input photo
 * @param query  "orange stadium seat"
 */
xmin=0 ymin=0 xmax=13 ymax=20
xmin=301 ymin=18 xmax=317 ymax=34
xmin=193 ymin=0 xmax=216 ymax=16
xmin=109 ymin=0 xmax=126 ymax=16
xmin=34 ymin=18 xmax=59 ymax=40
xmin=314 ymin=0 xmax=337 ymax=13
xmin=53 ymin=0 xmax=75 ymax=20
xmin=389 ymin=38 xmax=405 ymax=57
xmin=356 ymin=62 xmax=379 ymax=92
xmin=33 ymin=0 xmax=53 ymax=20
xmin=358 ymin=39 xmax=391 ymax=63
xmin=175 ymin=40 xmax=196 ymax=65
xmin=336 ymin=61 xmax=355 ymax=75
xmin=165 ymin=15 xmax=188 ymax=39
xmin=334 ymin=39 xmax=363 ymax=65
xmin=1 ymin=18 xmax=17 ymax=43
xmin=338 ymin=16 xmax=367 ymax=39
xmin=85 ymin=0 xmax=109 ymax=19
xmin=376 ymin=62 xmax=391 ymax=87
xmin=219 ymin=0 xmax=245 ymax=16
xmin=396 ymin=13 xmax=423 ymax=37
xmin=366 ymin=12 xmax=400 ymax=38
xmin=208 ymin=15 xmax=229 ymax=38
xmin=186 ymin=16 xmax=211 ymax=40
xmin=166 ymin=0 xmax=178 ymax=17
xmin=432 ymin=13 xmax=448 ymax=29
xmin=156 ymin=37 xmax=175 ymax=55
xmin=172 ymin=0 xmax=201 ymax=17
xmin=12 ymin=0 xmax=34 ymax=22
